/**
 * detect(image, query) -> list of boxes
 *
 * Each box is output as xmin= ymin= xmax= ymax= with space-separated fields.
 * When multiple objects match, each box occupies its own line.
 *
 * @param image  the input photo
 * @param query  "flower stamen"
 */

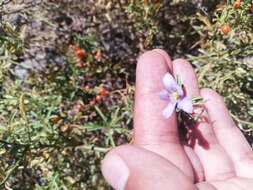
xmin=170 ymin=92 xmax=180 ymax=101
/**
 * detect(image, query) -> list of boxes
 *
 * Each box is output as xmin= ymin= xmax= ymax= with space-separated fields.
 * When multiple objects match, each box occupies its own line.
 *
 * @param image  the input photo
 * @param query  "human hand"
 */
xmin=101 ymin=50 xmax=253 ymax=190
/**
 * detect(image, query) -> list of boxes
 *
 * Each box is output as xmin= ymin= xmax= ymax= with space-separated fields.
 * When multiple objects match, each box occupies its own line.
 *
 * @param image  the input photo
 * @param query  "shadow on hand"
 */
xmin=179 ymin=112 xmax=210 ymax=150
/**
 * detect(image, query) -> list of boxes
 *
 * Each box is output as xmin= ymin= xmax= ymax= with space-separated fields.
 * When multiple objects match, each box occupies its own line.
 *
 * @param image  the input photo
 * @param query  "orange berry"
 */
xmin=51 ymin=115 xmax=61 ymax=124
xmin=98 ymin=87 xmax=108 ymax=96
xmin=95 ymin=49 xmax=102 ymax=62
xmin=75 ymin=47 xmax=86 ymax=59
xmin=233 ymin=0 xmax=241 ymax=9
xmin=96 ymin=95 xmax=102 ymax=102
xmin=221 ymin=24 xmax=231 ymax=35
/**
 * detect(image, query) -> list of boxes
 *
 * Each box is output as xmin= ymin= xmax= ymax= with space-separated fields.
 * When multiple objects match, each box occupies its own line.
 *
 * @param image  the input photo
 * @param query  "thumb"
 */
xmin=101 ymin=145 xmax=196 ymax=190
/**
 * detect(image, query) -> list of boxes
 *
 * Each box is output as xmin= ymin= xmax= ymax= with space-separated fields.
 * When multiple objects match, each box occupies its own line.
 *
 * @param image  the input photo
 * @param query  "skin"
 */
xmin=102 ymin=49 xmax=253 ymax=190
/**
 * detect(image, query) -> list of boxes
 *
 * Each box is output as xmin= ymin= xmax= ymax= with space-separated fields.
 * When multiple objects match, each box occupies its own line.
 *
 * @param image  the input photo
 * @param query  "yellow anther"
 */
xmin=171 ymin=92 xmax=180 ymax=101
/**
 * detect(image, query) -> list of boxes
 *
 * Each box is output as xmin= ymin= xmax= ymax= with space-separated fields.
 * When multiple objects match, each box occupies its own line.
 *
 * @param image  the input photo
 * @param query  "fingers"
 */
xmin=200 ymin=89 xmax=253 ymax=178
xmin=172 ymin=59 xmax=200 ymax=97
xmin=101 ymin=145 xmax=197 ymax=190
xmin=134 ymin=50 xmax=194 ymax=179
xmin=134 ymin=50 xmax=176 ymax=144
xmin=184 ymin=146 xmax=205 ymax=182
xmin=172 ymin=59 xmax=235 ymax=181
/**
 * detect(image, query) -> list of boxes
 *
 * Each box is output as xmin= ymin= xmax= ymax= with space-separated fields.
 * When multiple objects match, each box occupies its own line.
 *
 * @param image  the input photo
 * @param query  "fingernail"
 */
xmin=102 ymin=154 xmax=129 ymax=190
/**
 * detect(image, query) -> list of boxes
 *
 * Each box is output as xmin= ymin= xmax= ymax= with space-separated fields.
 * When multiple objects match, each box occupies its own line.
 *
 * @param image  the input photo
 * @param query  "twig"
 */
xmin=75 ymin=144 xmax=111 ymax=153
xmin=0 ymin=159 xmax=20 ymax=186
xmin=230 ymin=113 xmax=253 ymax=132
xmin=0 ymin=146 xmax=27 ymax=187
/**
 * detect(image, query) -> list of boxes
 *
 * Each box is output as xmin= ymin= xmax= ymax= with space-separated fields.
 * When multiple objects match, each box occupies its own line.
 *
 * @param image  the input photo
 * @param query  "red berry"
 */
xmin=96 ymin=95 xmax=102 ymax=102
xmin=98 ymin=87 xmax=108 ymax=96
xmin=95 ymin=49 xmax=102 ymax=61
xmin=233 ymin=0 xmax=240 ymax=9
xmin=221 ymin=24 xmax=231 ymax=35
xmin=75 ymin=47 xmax=86 ymax=59
xmin=51 ymin=115 xmax=61 ymax=124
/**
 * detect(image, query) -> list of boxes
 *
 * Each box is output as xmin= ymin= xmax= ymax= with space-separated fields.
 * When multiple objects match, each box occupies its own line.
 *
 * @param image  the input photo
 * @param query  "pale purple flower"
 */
xmin=159 ymin=73 xmax=193 ymax=119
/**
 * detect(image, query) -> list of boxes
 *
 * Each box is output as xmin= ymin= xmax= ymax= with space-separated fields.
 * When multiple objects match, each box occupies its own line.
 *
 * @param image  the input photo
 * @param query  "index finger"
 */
xmin=133 ymin=49 xmax=194 ymax=180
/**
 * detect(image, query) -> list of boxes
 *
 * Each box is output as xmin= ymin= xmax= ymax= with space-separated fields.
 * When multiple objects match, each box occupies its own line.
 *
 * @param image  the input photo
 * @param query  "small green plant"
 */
xmin=188 ymin=0 xmax=253 ymax=129
xmin=0 ymin=22 xmax=24 ymax=82
xmin=126 ymin=0 xmax=162 ymax=46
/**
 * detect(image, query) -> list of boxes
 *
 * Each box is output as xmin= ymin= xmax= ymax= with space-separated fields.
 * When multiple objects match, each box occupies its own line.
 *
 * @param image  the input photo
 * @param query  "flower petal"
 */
xmin=162 ymin=102 xmax=176 ymax=119
xmin=176 ymin=85 xmax=184 ymax=97
xmin=177 ymin=97 xmax=193 ymax=113
xmin=159 ymin=90 xmax=170 ymax=101
xmin=163 ymin=73 xmax=178 ymax=92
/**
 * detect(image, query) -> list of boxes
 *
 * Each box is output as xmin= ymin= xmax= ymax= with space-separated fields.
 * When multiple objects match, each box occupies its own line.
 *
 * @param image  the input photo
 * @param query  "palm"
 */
xmin=176 ymin=144 xmax=253 ymax=190
xmin=133 ymin=50 xmax=253 ymax=189
xmin=177 ymin=125 xmax=253 ymax=190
